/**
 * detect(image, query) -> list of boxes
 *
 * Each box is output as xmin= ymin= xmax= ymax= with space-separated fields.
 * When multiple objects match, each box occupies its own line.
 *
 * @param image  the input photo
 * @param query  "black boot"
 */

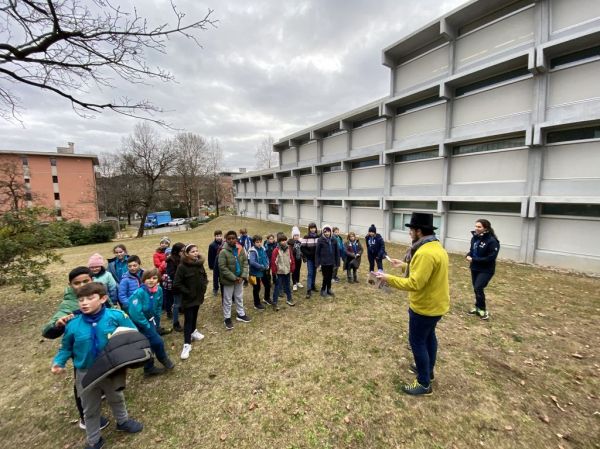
xmin=347 ymin=271 xmax=353 ymax=283
xmin=173 ymin=322 xmax=183 ymax=332
xmin=144 ymin=364 xmax=166 ymax=377
xmin=158 ymin=356 xmax=175 ymax=370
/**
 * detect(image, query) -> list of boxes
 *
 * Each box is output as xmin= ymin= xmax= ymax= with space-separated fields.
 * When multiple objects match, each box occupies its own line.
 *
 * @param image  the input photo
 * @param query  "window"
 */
xmin=546 ymin=125 xmax=600 ymax=144
xmin=352 ymin=115 xmax=381 ymax=128
xmin=392 ymin=201 xmax=437 ymax=210
xmin=550 ymin=45 xmax=600 ymax=69
xmin=458 ymin=0 xmax=533 ymax=36
xmin=52 ymin=175 xmax=58 ymax=183
xmin=452 ymin=136 xmax=526 ymax=156
xmin=268 ymin=203 xmax=279 ymax=215
xmin=322 ymin=200 xmax=342 ymax=206
xmin=393 ymin=213 xmax=441 ymax=230
xmin=25 ymin=192 xmax=32 ymax=201
xmin=394 ymin=148 xmax=439 ymax=162
xmin=50 ymin=158 xmax=57 ymax=167
xmin=24 ymin=177 xmax=30 ymax=183
xmin=396 ymin=96 xmax=441 ymax=115
xmin=322 ymin=164 xmax=342 ymax=173
xmin=351 ymin=158 xmax=379 ymax=169
xmin=296 ymin=168 xmax=312 ymax=176
xmin=351 ymin=200 xmax=379 ymax=208
xmin=323 ymin=128 xmax=342 ymax=137
xmin=455 ymin=67 xmax=530 ymax=97
xmin=449 ymin=202 xmax=521 ymax=213
xmin=540 ymin=203 xmax=600 ymax=218
xmin=55 ymin=208 xmax=62 ymax=217
xmin=298 ymin=200 xmax=314 ymax=205
xmin=21 ymin=156 xmax=28 ymax=166
xmin=54 ymin=192 xmax=60 ymax=200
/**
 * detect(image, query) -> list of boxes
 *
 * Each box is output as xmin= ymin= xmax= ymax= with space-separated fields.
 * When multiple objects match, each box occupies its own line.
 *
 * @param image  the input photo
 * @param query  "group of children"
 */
xmin=45 ymin=224 xmax=387 ymax=449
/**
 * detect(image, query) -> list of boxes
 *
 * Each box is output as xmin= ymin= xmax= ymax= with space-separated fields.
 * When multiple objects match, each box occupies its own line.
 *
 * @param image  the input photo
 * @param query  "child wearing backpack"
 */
xmin=51 ymin=282 xmax=143 ymax=449
xmin=248 ymin=234 xmax=270 ymax=310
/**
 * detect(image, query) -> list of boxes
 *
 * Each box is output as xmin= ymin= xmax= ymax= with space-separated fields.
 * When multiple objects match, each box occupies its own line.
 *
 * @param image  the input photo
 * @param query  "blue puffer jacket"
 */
xmin=468 ymin=231 xmax=500 ymax=274
xmin=248 ymin=246 xmax=269 ymax=277
xmin=127 ymin=285 xmax=163 ymax=331
xmin=118 ymin=270 xmax=144 ymax=310
xmin=53 ymin=308 xmax=136 ymax=369
xmin=366 ymin=233 xmax=386 ymax=259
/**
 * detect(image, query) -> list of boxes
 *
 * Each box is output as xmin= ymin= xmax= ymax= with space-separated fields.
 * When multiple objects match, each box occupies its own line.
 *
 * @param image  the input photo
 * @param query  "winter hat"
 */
xmin=88 ymin=253 xmax=105 ymax=268
xmin=368 ymin=224 xmax=377 ymax=233
xmin=160 ymin=236 xmax=171 ymax=245
xmin=292 ymin=226 xmax=301 ymax=237
xmin=322 ymin=224 xmax=332 ymax=232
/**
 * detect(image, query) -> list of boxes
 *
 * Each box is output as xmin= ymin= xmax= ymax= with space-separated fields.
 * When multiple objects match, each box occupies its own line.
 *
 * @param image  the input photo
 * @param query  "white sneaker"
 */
xmin=191 ymin=329 xmax=205 ymax=341
xmin=292 ymin=284 xmax=298 ymax=292
xmin=297 ymin=282 xmax=304 ymax=288
xmin=180 ymin=343 xmax=192 ymax=360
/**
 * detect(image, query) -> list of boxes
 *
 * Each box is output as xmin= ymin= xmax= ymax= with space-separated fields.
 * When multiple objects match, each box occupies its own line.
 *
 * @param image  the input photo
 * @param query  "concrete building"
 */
xmin=233 ymin=0 xmax=600 ymax=274
xmin=0 ymin=143 xmax=100 ymax=223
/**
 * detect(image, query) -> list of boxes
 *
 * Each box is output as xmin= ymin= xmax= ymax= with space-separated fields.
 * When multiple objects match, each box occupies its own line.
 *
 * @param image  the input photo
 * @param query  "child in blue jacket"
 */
xmin=366 ymin=224 xmax=386 ymax=272
xmin=127 ymin=268 xmax=175 ymax=376
xmin=118 ymin=255 xmax=144 ymax=310
xmin=207 ymin=230 xmax=223 ymax=297
xmin=51 ymin=282 xmax=143 ymax=449
xmin=248 ymin=234 xmax=270 ymax=310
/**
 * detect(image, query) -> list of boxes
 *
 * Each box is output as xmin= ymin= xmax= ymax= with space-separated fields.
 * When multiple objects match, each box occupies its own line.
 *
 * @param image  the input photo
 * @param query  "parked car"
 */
xmin=168 ymin=218 xmax=186 ymax=226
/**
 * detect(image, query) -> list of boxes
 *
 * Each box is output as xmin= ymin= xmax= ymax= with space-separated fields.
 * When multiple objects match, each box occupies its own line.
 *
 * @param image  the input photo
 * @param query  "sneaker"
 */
xmin=408 ymin=364 xmax=435 ymax=382
xmin=468 ymin=307 xmax=479 ymax=315
xmin=173 ymin=322 xmax=183 ymax=332
xmin=478 ymin=309 xmax=490 ymax=320
xmin=159 ymin=357 xmax=175 ymax=370
xmin=305 ymin=292 xmax=311 ymax=299
xmin=224 ymin=318 xmax=234 ymax=330
xmin=144 ymin=365 xmax=166 ymax=377
xmin=333 ymin=277 xmax=340 ymax=283
xmin=79 ymin=417 xmax=110 ymax=431
xmin=180 ymin=343 xmax=192 ymax=360
xmin=286 ymin=299 xmax=296 ymax=307
xmin=297 ymin=282 xmax=304 ymax=288
xmin=191 ymin=329 xmax=205 ymax=341
xmin=254 ymin=303 xmax=265 ymax=310
xmin=84 ymin=437 xmax=105 ymax=449
xmin=272 ymin=303 xmax=280 ymax=311
xmin=264 ymin=297 xmax=274 ymax=305
xmin=236 ymin=315 xmax=251 ymax=323
xmin=116 ymin=418 xmax=143 ymax=433
xmin=401 ymin=379 xmax=433 ymax=396
xmin=292 ymin=284 xmax=298 ymax=291
xmin=327 ymin=291 xmax=335 ymax=297
xmin=213 ymin=290 xmax=219 ymax=297
xmin=320 ymin=290 xmax=327 ymax=297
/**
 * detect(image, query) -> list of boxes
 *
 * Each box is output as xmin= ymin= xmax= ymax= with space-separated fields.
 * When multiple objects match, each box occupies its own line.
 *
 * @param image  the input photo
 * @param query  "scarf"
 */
xmin=232 ymin=245 xmax=241 ymax=277
xmin=81 ymin=305 xmax=107 ymax=360
xmin=349 ymin=241 xmax=359 ymax=255
xmin=403 ymin=234 xmax=438 ymax=277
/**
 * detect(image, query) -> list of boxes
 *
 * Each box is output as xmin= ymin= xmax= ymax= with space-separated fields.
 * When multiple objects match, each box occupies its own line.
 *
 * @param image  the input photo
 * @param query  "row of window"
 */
xmin=20 ymin=156 xmax=58 ymax=166
xmin=241 ymin=201 xmax=600 ymax=218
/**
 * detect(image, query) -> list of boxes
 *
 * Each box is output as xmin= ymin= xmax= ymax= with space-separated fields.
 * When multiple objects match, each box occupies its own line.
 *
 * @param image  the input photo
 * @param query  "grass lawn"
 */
xmin=0 ymin=216 xmax=598 ymax=449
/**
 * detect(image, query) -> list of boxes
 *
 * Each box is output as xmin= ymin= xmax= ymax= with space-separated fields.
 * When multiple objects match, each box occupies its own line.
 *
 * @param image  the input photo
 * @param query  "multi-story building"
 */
xmin=0 ymin=143 xmax=100 ymax=223
xmin=234 ymin=0 xmax=600 ymax=273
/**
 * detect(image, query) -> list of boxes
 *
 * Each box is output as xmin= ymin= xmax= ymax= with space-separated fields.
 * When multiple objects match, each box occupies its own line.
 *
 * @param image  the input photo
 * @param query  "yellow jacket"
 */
xmin=386 ymin=241 xmax=450 ymax=316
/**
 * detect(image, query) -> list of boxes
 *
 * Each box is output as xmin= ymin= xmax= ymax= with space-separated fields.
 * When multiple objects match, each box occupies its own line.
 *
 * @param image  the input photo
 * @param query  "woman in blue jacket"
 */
xmin=466 ymin=219 xmax=500 ymax=320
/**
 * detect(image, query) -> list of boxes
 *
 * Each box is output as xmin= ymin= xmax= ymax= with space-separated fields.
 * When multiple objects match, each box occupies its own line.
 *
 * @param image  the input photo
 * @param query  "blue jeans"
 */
xmin=172 ymin=294 xmax=181 ymax=325
xmin=272 ymin=273 xmax=292 ymax=304
xmin=306 ymin=259 xmax=316 ymax=290
xmin=212 ymin=268 xmax=220 ymax=294
xmin=141 ymin=324 xmax=168 ymax=370
xmin=408 ymin=308 xmax=441 ymax=386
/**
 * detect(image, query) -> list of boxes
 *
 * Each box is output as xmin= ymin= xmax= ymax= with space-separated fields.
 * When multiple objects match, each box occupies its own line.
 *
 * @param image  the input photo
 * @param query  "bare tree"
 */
xmin=0 ymin=160 xmax=27 ymax=210
xmin=121 ymin=122 xmax=176 ymax=237
xmin=0 ymin=1 xmax=217 ymax=123
xmin=254 ymin=134 xmax=278 ymax=169
xmin=172 ymin=132 xmax=207 ymax=217
xmin=204 ymin=138 xmax=224 ymax=216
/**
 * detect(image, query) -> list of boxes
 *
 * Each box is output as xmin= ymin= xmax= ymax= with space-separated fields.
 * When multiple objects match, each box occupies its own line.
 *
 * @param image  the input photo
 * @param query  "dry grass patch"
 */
xmin=0 ymin=216 xmax=598 ymax=449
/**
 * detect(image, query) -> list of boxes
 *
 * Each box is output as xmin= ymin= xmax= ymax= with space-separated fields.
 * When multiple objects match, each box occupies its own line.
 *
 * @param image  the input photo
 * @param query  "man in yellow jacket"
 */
xmin=375 ymin=213 xmax=449 ymax=396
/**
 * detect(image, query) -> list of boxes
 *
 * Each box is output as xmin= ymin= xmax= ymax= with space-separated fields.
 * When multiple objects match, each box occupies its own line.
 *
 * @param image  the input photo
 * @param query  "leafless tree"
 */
xmin=0 ymin=1 xmax=217 ymax=123
xmin=203 ymin=137 xmax=224 ymax=216
xmin=172 ymin=132 xmax=207 ymax=217
xmin=121 ymin=122 xmax=176 ymax=237
xmin=0 ymin=160 xmax=27 ymax=210
xmin=254 ymin=134 xmax=278 ymax=169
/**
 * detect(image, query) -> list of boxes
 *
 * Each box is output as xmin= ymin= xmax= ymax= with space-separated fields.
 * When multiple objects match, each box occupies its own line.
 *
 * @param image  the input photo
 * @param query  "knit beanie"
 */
xmin=160 ymin=236 xmax=171 ymax=245
xmin=292 ymin=226 xmax=301 ymax=237
xmin=88 ymin=253 xmax=105 ymax=268
xmin=368 ymin=224 xmax=377 ymax=233
xmin=322 ymin=224 xmax=332 ymax=233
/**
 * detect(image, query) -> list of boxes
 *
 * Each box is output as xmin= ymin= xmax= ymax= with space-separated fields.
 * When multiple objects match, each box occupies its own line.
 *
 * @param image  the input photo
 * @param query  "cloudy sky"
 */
xmin=1 ymin=0 xmax=469 ymax=170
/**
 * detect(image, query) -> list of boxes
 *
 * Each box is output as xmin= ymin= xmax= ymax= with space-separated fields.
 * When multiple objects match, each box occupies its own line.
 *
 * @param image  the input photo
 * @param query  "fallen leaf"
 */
xmin=538 ymin=414 xmax=550 ymax=423
xmin=248 ymin=402 xmax=257 ymax=411
xmin=504 ymin=425 xmax=513 ymax=431
xmin=220 ymin=433 xmax=227 ymax=441
xmin=344 ymin=415 xmax=351 ymax=424
xmin=571 ymin=353 xmax=584 ymax=359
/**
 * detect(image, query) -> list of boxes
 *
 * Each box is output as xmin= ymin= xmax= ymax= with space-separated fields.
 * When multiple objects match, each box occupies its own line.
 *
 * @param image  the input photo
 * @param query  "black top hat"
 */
xmin=405 ymin=212 xmax=437 ymax=231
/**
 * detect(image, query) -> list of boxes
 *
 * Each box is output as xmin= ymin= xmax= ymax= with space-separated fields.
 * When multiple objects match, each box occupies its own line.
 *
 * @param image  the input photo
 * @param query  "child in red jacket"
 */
xmin=153 ymin=237 xmax=170 ymax=274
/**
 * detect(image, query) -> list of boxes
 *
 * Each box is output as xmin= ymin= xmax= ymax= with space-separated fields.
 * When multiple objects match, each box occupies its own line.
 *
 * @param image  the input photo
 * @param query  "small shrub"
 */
xmin=189 ymin=220 xmax=200 ymax=229
xmin=88 ymin=223 xmax=116 ymax=243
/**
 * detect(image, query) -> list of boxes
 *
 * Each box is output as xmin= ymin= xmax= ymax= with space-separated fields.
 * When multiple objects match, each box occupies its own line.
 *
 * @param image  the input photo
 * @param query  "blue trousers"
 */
xmin=212 ymin=268 xmax=220 ymax=294
xmin=306 ymin=259 xmax=316 ymax=290
xmin=141 ymin=324 xmax=168 ymax=370
xmin=408 ymin=308 xmax=441 ymax=386
xmin=273 ymin=273 xmax=292 ymax=304
xmin=471 ymin=270 xmax=494 ymax=311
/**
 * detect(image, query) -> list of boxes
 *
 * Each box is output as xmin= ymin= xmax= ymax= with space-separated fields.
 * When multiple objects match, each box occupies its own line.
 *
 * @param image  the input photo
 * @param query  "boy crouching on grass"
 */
xmin=51 ymin=282 xmax=143 ymax=449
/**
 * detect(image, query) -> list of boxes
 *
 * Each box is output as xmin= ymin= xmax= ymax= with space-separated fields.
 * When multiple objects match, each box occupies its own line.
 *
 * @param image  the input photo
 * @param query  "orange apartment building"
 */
xmin=0 ymin=143 xmax=100 ymax=223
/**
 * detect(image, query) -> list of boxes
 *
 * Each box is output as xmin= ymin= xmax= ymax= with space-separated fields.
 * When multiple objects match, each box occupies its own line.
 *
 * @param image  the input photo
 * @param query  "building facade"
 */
xmin=0 ymin=143 xmax=100 ymax=223
xmin=234 ymin=0 xmax=600 ymax=274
